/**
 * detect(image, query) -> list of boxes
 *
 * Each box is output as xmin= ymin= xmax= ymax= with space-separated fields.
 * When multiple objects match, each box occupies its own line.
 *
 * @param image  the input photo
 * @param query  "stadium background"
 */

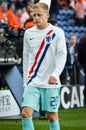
xmin=0 ymin=0 xmax=86 ymax=129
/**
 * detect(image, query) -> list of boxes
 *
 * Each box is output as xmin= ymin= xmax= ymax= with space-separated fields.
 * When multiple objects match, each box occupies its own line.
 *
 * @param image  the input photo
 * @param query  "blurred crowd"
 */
xmin=0 ymin=0 xmax=34 ymax=29
xmin=59 ymin=0 xmax=86 ymax=27
xmin=0 ymin=0 xmax=86 ymax=29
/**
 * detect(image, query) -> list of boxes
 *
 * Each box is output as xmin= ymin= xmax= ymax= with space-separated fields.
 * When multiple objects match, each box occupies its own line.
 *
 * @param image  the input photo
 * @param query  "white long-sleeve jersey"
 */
xmin=23 ymin=23 xmax=67 ymax=88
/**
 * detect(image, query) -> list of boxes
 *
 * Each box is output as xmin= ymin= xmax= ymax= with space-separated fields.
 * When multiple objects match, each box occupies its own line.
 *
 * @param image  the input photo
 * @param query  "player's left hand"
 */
xmin=48 ymin=76 xmax=57 ymax=84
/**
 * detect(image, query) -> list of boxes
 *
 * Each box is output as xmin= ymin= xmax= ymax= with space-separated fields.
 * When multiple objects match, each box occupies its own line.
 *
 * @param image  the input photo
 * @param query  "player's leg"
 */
xmin=22 ymin=107 xmax=34 ymax=130
xmin=21 ymin=86 xmax=40 ymax=130
xmin=41 ymin=88 xmax=60 ymax=130
xmin=47 ymin=112 xmax=60 ymax=130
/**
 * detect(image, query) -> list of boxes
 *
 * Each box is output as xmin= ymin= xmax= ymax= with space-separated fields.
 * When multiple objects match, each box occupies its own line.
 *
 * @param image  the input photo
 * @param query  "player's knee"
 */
xmin=21 ymin=107 xmax=33 ymax=118
xmin=21 ymin=109 xmax=29 ymax=118
xmin=47 ymin=112 xmax=58 ymax=122
xmin=48 ymin=116 xmax=57 ymax=122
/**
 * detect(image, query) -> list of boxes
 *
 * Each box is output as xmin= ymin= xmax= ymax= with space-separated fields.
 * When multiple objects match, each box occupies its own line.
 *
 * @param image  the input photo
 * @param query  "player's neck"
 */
xmin=37 ymin=23 xmax=49 ymax=29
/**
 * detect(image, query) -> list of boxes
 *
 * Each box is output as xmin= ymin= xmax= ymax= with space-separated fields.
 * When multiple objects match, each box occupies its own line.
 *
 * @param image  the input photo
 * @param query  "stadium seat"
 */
xmin=58 ymin=20 xmax=63 ymax=27
xmin=74 ymin=26 xmax=80 ymax=33
xmin=68 ymin=26 xmax=74 ymax=33
xmin=59 ymin=9 xmax=67 ymax=16
xmin=62 ymin=21 xmax=69 ymax=26
xmin=57 ymin=15 xmax=62 ymax=20
xmin=67 ymin=9 xmax=74 ymax=16
xmin=63 ymin=26 xmax=68 ymax=32
xmin=79 ymin=26 xmax=85 ymax=33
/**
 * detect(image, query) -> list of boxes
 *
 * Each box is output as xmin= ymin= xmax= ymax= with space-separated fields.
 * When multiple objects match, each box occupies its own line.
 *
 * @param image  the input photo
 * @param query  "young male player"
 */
xmin=21 ymin=1 xmax=67 ymax=130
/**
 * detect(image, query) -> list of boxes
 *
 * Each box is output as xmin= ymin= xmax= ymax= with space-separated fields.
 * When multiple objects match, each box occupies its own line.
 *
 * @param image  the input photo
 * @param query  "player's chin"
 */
xmin=36 ymin=24 xmax=42 ymax=29
xmin=35 ymin=22 xmax=41 ymax=27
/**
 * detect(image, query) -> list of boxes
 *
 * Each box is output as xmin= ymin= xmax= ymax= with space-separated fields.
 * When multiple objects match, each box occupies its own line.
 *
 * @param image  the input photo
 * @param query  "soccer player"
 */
xmin=21 ymin=1 xmax=67 ymax=130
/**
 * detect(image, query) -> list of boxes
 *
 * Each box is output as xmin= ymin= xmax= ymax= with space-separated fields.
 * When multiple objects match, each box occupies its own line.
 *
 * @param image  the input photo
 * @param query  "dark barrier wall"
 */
xmin=0 ymin=64 xmax=24 ymax=108
xmin=60 ymin=85 xmax=85 ymax=109
xmin=4 ymin=65 xmax=24 ymax=108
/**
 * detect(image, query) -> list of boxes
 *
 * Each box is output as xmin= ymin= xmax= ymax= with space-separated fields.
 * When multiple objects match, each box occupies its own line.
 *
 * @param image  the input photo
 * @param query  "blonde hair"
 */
xmin=70 ymin=34 xmax=77 ymax=40
xmin=32 ymin=2 xmax=48 ymax=11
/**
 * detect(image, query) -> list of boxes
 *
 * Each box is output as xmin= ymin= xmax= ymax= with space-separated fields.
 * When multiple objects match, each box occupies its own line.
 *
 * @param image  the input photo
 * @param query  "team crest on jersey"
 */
xmin=46 ymin=32 xmax=56 ymax=44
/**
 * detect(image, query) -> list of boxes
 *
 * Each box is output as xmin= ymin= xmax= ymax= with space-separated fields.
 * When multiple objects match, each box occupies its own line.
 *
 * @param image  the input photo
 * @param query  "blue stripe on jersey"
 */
xmin=27 ymin=43 xmax=50 ymax=84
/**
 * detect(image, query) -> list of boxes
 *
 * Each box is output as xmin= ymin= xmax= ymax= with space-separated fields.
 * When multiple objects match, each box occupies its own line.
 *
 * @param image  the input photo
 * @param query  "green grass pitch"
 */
xmin=0 ymin=107 xmax=86 ymax=130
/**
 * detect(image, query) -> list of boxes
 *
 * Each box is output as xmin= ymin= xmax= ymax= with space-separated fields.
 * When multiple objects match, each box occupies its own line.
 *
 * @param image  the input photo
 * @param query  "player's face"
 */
xmin=32 ymin=7 xmax=49 ymax=29
xmin=70 ymin=36 xmax=77 ymax=44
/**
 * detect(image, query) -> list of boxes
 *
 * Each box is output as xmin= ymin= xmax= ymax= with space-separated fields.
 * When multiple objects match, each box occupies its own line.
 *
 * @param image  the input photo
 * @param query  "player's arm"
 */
xmin=23 ymin=30 xmax=30 ymax=87
xmin=50 ymin=29 xmax=67 ymax=83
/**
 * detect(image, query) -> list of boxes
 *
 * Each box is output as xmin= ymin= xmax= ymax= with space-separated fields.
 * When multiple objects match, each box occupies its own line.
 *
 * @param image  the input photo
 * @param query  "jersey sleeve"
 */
xmin=23 ymin=30 xmax=30 ymax=87
xmin=51 ymin=28 xmax=67 ymax=81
